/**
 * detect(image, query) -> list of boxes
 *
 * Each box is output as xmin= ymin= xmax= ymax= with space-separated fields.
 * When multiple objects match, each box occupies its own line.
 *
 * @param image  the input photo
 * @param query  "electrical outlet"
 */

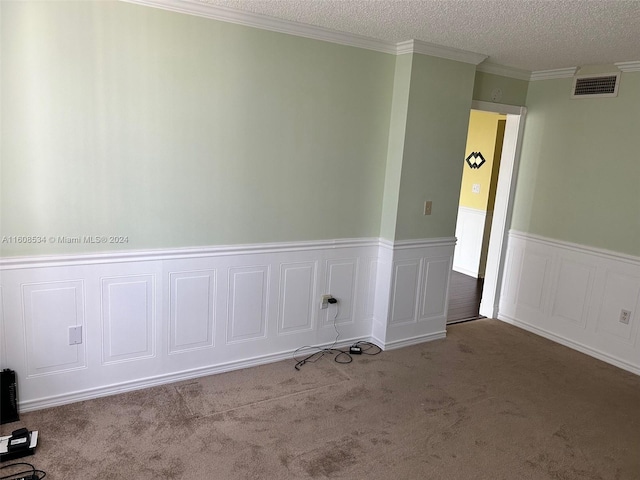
xmin=472 ymin=183 xmax=481 ymax=194
xmin=619 ymin=309 xmax=631 ymax=325
xmin=321 ymin=295 xmax=332 ymax=310
xmin=424 ymin=201 xmax=432 ymax=216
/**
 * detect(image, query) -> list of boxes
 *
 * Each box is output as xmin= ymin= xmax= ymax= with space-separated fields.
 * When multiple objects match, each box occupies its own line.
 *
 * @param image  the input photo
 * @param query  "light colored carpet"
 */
xmin=2 ymin=319 xmax=639 ymax=479
xmin=176 ymin=359 xmax=350 ymax=417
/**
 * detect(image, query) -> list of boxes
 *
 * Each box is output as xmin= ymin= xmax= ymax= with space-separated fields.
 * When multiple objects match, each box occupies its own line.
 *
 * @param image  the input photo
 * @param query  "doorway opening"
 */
xmin=447 ymin=101 xmax=527 ymax=324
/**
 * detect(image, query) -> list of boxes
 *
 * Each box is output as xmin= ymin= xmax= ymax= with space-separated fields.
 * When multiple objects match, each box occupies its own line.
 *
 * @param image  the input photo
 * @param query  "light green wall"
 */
xmin=379 ymin=54 xmax=413 ymax=241
xmin=393 ymin=54 xmax=476 ymax=240
xmin=1 ymin=1 xmax=395 ymax=256
xmin=512 ymin=72 xmax=640 ymax=256
xmin=473 ymin=71 xmax=529 ymax=106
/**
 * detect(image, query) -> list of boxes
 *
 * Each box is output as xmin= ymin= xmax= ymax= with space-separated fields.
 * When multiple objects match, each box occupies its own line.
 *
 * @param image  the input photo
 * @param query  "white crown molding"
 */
xmin=529 ymin=62 xmax=640 ymax=80
xmin=121 ymin=0 xmax=489 ymax=64
xmin=121 ymin=0 xmax=397 ymax=54
xmin=529 ymin=67 xmax=578 ymax=81
xmin=476 ymin=62 xmax=531 ymax=81
xmin=615 ymin=61 xmax=640 ymax=73
xmin=396 ymin=40 xmax=488 ymax=65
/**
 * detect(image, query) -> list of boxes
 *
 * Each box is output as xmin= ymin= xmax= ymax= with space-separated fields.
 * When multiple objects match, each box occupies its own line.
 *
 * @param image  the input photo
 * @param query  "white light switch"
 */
xmin=69 ymin=326 xmax=82 ymax=345
xmin=472 ymin=184 xmax=481 ymax=194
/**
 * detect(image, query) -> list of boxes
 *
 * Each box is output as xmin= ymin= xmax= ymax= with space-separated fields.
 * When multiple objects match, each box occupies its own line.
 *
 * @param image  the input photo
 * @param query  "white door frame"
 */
xmin=469 ymin=100 xmax=527 ymax=319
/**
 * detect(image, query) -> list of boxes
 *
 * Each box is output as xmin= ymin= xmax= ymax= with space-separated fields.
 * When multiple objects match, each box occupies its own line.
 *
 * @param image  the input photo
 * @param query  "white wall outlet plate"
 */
xmin=69 ymin=325 xmax=82 ymax=345
xmin=321 ymin=295 xmax=332 ymax=309
xmin=619 ymin=309 xmax=631 ymax=325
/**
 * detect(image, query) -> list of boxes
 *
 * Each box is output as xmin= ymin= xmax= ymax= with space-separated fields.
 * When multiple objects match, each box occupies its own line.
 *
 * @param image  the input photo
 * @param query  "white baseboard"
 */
xmin=6 ymin=230 xmax=639 ymax=412
xmin=498 ymin=314 xmax=640 ymax=376
xmin=18 ymin=335 xmax=368 ymax=412
xmin=499 ymin=231 xmax=640 ymax=376
xmin=1 ymin=237 xmax=456 ymax=410
xmin=381 ymin=330 xmax=446 ymax=351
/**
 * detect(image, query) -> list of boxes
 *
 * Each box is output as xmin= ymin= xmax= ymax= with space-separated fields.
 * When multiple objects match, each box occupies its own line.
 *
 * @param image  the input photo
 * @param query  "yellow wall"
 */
xmin=459 ymin=110 xmax=506 ymax=210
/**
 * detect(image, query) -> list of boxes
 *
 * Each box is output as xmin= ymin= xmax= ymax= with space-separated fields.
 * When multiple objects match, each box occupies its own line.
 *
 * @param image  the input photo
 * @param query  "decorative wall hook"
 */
xmin=465 ymin=151 xmax=486 ymax=169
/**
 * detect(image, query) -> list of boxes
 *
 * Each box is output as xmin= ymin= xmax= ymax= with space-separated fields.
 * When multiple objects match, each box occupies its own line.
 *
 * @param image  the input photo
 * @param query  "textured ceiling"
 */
xmin=199 ymin=0 xmax=640 ymax=72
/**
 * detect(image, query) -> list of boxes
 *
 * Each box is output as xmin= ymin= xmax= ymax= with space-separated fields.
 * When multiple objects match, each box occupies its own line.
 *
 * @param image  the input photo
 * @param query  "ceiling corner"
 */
xmin=476 ymin=62 xmax=531 ymax=81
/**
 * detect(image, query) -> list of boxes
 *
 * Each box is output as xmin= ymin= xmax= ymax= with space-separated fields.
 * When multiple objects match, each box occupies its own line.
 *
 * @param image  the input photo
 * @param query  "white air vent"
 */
xmin=571 ymin=73 xmax=620 ymax=98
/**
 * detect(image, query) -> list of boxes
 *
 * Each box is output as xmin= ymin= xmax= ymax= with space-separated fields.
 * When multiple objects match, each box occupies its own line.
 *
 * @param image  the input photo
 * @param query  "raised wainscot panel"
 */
xmin=595 ymin=272 xmax=640 ymax=345
xmin=419 ymin=257 xmax=451 ymax=321
xmin=389 ymin=260 xmax=420 ymax=325
xmin=549 ymin=258 xmax=595 ymax=328
xmin=364 ymin=259 xmax=379 ymax=321
xmin=278 ymin=262 xmax=316 ymax=335
xmin=323 ymin=259 xmax=357 ymax=326
xmin=517 ymin=250 xmax=551 ymax=311
xmin=22 ymin=280 xmax=86 ymax=376
xmin=169 ymin=270 xmax=216 ymax=354
xmin=227 ymin=265 xmax=269 ymax=343
xmin=102 ymin=275 xmax=155 ymax=364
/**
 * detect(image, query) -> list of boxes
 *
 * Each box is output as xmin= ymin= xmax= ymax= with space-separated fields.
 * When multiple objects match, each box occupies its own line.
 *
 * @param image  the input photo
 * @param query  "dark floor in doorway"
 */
xmin=447 ymin=271 xmax=484 ymax=324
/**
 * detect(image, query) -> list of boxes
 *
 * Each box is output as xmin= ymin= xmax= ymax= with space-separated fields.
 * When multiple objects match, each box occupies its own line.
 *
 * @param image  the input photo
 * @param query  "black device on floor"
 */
xmin=7 ymin=429 xmax=31 ymax=453
xmin=1 ymin=428 xmax=38 ymax=463
xmin=0 ymin=369 xmax=19 ymax=425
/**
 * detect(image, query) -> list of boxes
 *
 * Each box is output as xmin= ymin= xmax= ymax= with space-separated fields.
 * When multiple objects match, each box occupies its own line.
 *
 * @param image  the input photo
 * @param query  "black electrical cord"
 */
xmin=293 ymin=302 xmax=382 ymax=370
xmin=293 ymin=347 xmax=352 ymax=370
xmin=293 ymin=301 xmax=343 ymax=370
xmin=293 ymin=343 xmax=381 ymax=370
xmin=0 ymin=462 xmax=46 ymax=480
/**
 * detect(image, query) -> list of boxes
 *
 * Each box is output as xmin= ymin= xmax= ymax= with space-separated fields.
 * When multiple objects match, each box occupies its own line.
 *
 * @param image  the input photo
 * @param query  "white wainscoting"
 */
xmin=373 ymin=239 xmax=454 ymax=350
xmin=499 ymin=231 xmax=640 ymax=375
xmin=0 ymin=237 xmax=455 ymax=411
xmin=453 ymin=206 xmax=489 ymax=278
